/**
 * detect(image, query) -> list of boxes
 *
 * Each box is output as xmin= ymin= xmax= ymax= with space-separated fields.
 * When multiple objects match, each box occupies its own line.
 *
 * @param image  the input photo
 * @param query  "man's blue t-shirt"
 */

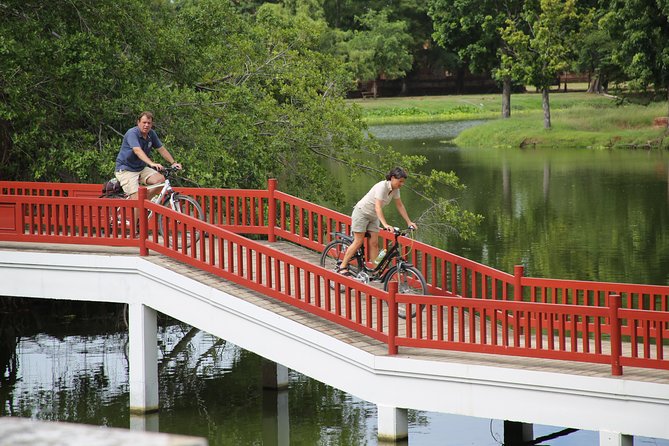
xmin=115 ymin=127 xmax=163 ymax=172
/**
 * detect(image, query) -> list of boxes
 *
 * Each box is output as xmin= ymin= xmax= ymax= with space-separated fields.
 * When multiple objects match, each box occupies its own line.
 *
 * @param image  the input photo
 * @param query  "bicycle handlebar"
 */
xmin=159 ymin=165 xmax=182 ymax=177
xmin=388 ymin=226 xmax=415 ymax=237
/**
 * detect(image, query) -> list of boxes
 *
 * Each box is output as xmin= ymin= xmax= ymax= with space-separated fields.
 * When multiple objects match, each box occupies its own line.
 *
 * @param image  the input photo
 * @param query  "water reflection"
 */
xmin=3 ymin=297 xmax=668 ymax=445
xmin=366 ymin=123 xmax=669 ymax=285
xmin=1 ymin=300 xmax=378 ymax=445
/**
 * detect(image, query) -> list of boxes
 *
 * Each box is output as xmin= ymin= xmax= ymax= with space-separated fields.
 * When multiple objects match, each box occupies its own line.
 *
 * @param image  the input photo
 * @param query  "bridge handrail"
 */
xmin=1 ymin=180 xmax=667 ymax=375
xmin=269 ymin=185 xmax=669 ymax=311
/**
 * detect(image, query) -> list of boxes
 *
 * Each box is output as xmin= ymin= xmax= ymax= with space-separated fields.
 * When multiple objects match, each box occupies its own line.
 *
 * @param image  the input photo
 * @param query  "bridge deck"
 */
xmin=2 ymin=240 xmax=667 ymax=386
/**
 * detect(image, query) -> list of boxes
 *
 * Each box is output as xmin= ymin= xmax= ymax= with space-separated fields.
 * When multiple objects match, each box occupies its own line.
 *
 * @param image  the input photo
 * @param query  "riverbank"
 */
xmin=351 ymin=92 xmax=669 ymax=149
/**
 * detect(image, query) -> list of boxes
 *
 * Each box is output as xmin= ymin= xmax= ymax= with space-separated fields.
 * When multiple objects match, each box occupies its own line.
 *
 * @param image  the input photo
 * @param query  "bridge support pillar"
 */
xmin=262 ymin=359 xmax=289 ymax=390
xmin=261 ymin=360 xmax=289 ymax=446
xmin=262 ymin=387 xmax=290 ymax=446
xmin=600 ymin=431 xmax=633 ymax=446
xmin=128 ymin=303 xmax=159 ymax=414
xmin=504 ymin=421 xmax=533 ymax=445
xmin=129 ymin=413 xmax=159 ymax=432
xmin=377 ymin=405 xmax=408 ymax=442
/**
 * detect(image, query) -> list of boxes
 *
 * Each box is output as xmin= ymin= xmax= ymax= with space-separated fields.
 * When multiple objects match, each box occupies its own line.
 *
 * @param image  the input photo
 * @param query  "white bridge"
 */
xmin=1 ymin=241 xmax=667 ymax=446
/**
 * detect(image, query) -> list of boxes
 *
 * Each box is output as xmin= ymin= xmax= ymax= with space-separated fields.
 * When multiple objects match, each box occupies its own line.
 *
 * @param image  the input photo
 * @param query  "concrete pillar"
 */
xmin=129 ymin=413 xmax=159 ymax=432
xmin=377 ymin=405 xmax=408 ymax=442
xmin=128 ymin=303 xmax=159 ymax=414
xmin=262 ymin=388 xmax=290 ymax=446
xmin=504 ymin=420 xmax=534 ymax=446
xmin=600 ymin=431 xmax=633 ymax=446
xmin=262 ymin=359 xmax=289 ymax=390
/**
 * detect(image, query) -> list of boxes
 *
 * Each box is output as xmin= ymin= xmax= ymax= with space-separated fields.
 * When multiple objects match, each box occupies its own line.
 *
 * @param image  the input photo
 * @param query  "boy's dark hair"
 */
xmin=386 ymin=167 xmax=408 ymax=181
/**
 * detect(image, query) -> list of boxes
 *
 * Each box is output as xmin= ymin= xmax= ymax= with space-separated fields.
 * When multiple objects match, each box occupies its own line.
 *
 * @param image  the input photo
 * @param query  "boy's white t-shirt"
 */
xmin=355 ymin=180 xmax=400 ymax=217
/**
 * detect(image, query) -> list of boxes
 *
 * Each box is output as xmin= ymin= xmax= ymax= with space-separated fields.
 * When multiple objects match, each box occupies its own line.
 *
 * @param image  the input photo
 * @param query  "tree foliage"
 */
xmin=336 ymin=10 xmax=413 ymax=88
xmin=602 ymin=0 xmax=669 ymax=95
xmin=0 ymin=0 xmax=481 ymax=238
xmin=499 ymin=0 xmax=581 ymax=128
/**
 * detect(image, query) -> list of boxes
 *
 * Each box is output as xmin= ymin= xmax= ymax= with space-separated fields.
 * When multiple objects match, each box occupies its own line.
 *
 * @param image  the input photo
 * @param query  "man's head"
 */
xmin=136 ymin=111 xmax=154 ymax=137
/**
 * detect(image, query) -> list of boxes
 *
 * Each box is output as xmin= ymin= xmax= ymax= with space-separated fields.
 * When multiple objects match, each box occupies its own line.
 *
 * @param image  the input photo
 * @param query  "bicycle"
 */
xmin=320 ymin=226 xmax=427 ymax=319
xmin=101 ymin=166 xmax=204 ymax=248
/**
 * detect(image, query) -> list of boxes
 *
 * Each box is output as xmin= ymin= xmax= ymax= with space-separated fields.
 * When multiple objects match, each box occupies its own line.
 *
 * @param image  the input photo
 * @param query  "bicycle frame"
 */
xmin=146 ymin=167 xmax=179 ymax=211
xmin=334 ymin=227 xmax=414 ymax=282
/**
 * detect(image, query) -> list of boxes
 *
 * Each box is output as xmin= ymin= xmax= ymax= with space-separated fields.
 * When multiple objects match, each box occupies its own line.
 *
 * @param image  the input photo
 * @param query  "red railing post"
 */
xmin=267 ymin=178 xmax=277 ymax=243
xmin=514 ymin=265 xmax=524 ymax=301
xmin=609 ymin=293 xmax=623 ymax=375
xmin=138 ymin=187 xmax=148 ymax=256
xmin=388 ymin=281 xmax=398 ymax=355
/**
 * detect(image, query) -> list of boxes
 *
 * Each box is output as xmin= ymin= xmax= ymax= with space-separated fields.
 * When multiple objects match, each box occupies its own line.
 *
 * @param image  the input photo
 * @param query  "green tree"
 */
xmin=572 ymin=11 xmax=620 ymax=94
xmin=0 ymin=0 xmax=168 ymax=181
xmin=0 ymin=0 xmax=480 ymax=238
xmin=500 ymin=0 xmax=580 ymax=128
xmin=429 ymin=0 xmax=525 ymax=118
xmin=336 ymin=9 xmax=413 ymax=97
xmin=603 ymin=0 xmax=669 ymax=116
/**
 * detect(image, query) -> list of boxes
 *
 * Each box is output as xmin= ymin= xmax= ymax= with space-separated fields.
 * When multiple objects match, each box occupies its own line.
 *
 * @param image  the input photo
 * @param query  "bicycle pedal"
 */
xmin=355 ymin=271 xmax=370 ymax=284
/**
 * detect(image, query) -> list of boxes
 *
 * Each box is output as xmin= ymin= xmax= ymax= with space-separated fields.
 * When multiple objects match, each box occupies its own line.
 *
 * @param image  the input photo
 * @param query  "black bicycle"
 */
xmin=320 ymin=227 xmax=427 ymax=319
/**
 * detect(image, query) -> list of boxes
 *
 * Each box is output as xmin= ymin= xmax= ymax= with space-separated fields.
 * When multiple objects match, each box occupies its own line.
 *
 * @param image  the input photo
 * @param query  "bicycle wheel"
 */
xmin=320 ymin=240 xmax=362 ymax=287
xmin=157 ymin=194 xmax=204 ymax=249
xmin=104 ymin=194 xmax=132 ymax=237
xmin=383 ymin=265 xmax=427 ymax=319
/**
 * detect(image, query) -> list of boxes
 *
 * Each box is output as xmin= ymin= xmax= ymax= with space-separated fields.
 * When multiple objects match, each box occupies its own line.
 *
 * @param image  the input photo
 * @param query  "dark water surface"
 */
xmin=3 ymin=120 xmax=669 ymax=445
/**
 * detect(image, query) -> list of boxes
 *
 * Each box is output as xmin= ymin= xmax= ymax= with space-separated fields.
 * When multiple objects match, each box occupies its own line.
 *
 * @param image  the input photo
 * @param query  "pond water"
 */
xmin=364 ymin=121 xmax=669 ymax=285
xmin=3 ymin=120 xmax=669 ymax=445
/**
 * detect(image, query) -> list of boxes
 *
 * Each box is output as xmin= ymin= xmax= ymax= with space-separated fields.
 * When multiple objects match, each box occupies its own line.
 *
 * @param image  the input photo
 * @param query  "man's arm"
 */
xmin=156 ymin=146 xmax=181 ymax=170
xmin=132 ymin=146 xmax=162 ymax=170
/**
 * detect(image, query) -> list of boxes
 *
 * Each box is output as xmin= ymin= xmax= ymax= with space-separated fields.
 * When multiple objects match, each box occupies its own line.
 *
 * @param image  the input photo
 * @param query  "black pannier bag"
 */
xmin=101 ymin=178 xmax=123 ymax=197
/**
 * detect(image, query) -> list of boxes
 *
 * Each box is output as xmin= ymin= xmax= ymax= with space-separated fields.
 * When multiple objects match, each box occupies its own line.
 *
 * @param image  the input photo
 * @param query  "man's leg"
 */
xmin=115 ymin=170 xmax=141 ymax=233
xmin=140 ymin=167 xmax=165 ymax=201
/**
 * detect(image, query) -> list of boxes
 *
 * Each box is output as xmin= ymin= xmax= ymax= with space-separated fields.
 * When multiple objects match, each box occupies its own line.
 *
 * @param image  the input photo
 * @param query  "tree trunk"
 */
xmin=502 ymin=78 xmax=511 ymax=118
xmin=372 ymin=79 xmax=378 ymax=98
xmin=587 ymin=73 xmax=603 ymax=94
xmin=456 ymin=67 xmax=465 ymax=94
xmin=562 ymin=72 xmax=568 ymax=92
xmin=400 ymin=79 xmax=408 ymax=96
xmin=0 ymin=92 xmax=11 ymax=167
xmin=542 ymin=87 xmax=551 ymax=129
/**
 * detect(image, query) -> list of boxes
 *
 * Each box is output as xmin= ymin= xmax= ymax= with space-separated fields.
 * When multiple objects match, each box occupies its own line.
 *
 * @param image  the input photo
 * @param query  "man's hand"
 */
xmin=171 ymin=162 xmax=182 ymax=170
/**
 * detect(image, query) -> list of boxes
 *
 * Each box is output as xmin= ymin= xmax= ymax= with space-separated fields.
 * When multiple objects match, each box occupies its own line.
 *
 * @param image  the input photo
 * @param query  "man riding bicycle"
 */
xmin=114 ymin=111 xmax=181 ymax=201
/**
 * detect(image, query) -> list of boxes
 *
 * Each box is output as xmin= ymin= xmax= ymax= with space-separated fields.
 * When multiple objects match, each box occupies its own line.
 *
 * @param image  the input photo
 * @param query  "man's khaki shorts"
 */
xmin=115 ymin=167 xmax=161 ymax=195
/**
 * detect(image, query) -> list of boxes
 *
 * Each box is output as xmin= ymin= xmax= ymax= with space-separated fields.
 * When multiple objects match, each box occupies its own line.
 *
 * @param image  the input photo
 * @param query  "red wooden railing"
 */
xmin=1 ymin=179 xmax=667 ymax=376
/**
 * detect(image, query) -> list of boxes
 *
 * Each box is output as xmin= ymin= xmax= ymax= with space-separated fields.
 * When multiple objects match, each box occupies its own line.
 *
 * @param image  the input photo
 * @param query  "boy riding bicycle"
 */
xmin=338 ymin=167 xmax=417 ymax=276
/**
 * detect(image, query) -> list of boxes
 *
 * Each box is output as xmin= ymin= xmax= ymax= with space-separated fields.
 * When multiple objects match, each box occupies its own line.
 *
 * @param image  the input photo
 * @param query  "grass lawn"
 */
xmin=350 ymin=90 xmax=669 ymax=149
